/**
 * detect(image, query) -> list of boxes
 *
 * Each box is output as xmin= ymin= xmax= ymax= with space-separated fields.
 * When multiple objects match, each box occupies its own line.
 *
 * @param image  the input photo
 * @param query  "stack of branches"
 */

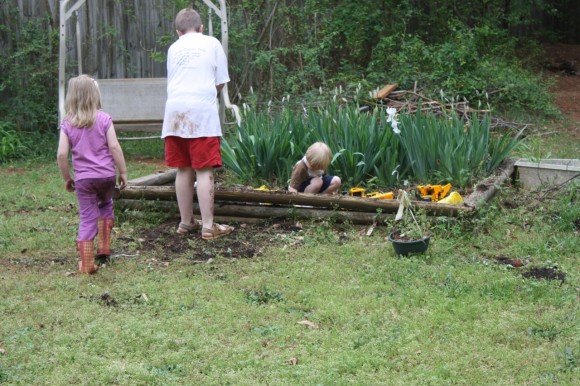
xmin=371 ymin=85 xmax=528 ymax=131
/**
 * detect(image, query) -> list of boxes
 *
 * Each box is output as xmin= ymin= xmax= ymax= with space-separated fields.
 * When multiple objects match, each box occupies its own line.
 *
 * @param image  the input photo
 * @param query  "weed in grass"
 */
xmin=244 ymin=287 xmax=285 ymax=305
xmin=528 ymin=322 xmax=567 ymax=341
xmin=303 ymin=220 xmax=338 ymax=245
xmin=557 ymin=346 xmax=579 ymax=372
xmin=443 ymin=272 xmax=471 ymax=298
xmin=144 ymin=363 xmax=184 ymax=377
xmin=251 ymin=325 xmax=282 ymax=337
xmin=431 ymin=215 xmax=464 ymax=239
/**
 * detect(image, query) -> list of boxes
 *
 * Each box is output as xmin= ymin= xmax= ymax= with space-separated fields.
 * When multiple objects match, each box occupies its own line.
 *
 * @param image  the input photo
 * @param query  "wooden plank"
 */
xmin=376 ymin=83 xmax=398 ymax=99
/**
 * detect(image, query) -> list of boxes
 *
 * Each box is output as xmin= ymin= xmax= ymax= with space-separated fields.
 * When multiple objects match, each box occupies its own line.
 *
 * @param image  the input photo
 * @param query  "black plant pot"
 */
xmin=388 ymin=232 xmax=431 ymax=256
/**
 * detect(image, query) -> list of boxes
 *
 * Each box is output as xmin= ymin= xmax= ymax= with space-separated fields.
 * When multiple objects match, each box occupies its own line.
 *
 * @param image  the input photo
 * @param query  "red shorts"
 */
xmin=164 ymin=136 xmax=222 ymax=169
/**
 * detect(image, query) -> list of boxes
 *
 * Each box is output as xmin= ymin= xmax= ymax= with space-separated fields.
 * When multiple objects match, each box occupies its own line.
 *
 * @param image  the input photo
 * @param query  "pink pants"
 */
xmin=75 ymin=177 xmax=116 ymax=241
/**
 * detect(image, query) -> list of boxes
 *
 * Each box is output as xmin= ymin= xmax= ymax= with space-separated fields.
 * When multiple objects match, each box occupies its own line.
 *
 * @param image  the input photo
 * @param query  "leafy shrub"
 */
xmin=0 ymin=121 xmax=26 ymax=163
xmin=366 ymin=26 xmax=559 ymax=117
xmin=0 ymin=16 xmax=59 ymax=132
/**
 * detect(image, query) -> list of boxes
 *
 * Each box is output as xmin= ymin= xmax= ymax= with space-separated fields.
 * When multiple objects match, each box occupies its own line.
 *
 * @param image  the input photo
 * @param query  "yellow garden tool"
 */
xmin=416 ymin=183 xmax=452 ymax=202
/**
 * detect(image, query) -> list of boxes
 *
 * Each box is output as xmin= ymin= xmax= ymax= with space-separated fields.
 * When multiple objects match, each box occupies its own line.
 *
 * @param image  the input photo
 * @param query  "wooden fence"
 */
xmin=0 ymin=0 xmax=194 ymax=79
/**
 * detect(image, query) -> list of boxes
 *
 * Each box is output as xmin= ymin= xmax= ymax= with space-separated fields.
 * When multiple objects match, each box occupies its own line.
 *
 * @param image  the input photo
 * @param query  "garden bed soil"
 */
xmin=135 ymin=220 xmax=306 ymax=261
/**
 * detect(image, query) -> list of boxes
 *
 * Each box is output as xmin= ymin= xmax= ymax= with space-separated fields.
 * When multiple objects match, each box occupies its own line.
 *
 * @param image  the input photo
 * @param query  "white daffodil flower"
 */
xmin=392 ymin=120 xmax=400 ymax=134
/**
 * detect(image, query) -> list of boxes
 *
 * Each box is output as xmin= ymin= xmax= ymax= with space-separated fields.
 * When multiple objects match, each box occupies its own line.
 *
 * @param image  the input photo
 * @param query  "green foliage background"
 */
xmin=0 ymin=0 xmax=578 ymax=160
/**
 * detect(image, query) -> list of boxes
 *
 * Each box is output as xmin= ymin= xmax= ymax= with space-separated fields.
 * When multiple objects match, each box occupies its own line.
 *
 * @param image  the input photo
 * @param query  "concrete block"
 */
xmin=515 ymin=158 xmax=580 ymax=190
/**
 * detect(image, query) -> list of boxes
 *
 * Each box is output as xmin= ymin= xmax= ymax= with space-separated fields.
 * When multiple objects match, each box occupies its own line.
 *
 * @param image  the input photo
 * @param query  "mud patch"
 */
xmin=522 ymin=266 xmax=566 ymax=283
xmin=135 ymin=220 xmax=305 ymax=261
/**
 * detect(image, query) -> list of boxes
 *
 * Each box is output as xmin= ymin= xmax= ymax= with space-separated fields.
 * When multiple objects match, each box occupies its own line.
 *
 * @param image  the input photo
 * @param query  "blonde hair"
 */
xmin=64 ymin=75 xmax=102 ymax=128
xmin=175 ymin=8 xmax=202 ymax=34
xmin=305 ymin=142 xmax=332 ymax=170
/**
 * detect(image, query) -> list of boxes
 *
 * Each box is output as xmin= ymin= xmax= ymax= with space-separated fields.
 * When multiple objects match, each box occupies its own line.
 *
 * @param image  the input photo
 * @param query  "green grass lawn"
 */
xmin=0 ymin=143 xmax=578 ymax=384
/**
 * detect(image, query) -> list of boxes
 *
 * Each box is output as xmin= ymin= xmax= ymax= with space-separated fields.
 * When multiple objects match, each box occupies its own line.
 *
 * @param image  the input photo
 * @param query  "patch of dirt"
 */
xmin=134 ymin=220 xmax=307 ymax=261
xmin=543 ymin=43 xmax=580 ymax=124
xmin=522 ymin=266 xmax=566 ymax=283
xmin=0 ymin=167 xmax=27 ymax=174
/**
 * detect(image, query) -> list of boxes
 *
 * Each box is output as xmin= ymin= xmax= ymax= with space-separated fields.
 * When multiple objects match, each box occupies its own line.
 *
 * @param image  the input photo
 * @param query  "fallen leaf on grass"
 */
xmin=297 ymin=320 xmax=319 ymax=329
xmin=288 ymin=357 xmax=298 ymax=365
xmin=0 ymin=347 xmax=5 ymax=355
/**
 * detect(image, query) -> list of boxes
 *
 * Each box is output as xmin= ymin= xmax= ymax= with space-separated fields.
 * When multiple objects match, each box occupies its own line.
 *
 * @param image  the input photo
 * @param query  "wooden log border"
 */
xmin=115 ymin=159 xmax=517 ymax=223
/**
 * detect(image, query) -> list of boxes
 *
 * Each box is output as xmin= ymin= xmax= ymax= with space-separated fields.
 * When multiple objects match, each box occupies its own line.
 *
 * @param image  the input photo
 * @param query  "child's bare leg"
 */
xmin=303 ymin=177 xmax=323 ymax=193
xmin=175 ymin=167 xmax=196 ymax=225
xmin=323 ymin=176 xmax=342 ymax=195
xmin=195 ymin=168 xmax=214 ymax=229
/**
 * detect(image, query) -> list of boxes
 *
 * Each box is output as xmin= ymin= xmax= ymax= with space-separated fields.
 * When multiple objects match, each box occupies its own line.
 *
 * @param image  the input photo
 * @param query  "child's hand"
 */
xmin=65 ymin=179 xmax=75 ymax=192
xmin=118 ymin=172 xmax=128 ymax=190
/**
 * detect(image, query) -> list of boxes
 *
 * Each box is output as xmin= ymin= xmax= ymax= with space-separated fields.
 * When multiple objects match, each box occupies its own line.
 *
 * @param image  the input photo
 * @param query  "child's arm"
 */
xmin=288 ymin=162 xmax=305 ymax=193
xmin=106 ymin=123 xmax=128 ymax=189
xmin=56 ymin=130 xmax=75 ymax=192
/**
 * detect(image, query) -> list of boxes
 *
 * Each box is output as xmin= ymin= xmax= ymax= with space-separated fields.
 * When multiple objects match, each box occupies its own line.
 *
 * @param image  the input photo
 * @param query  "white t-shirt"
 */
xmin=161 ymin=32 xmax=230 ymax=138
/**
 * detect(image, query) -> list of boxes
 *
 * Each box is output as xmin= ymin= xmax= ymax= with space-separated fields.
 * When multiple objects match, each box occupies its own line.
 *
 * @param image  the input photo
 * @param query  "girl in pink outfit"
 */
xmin=57 ymin=75 xmax=128 ymax=274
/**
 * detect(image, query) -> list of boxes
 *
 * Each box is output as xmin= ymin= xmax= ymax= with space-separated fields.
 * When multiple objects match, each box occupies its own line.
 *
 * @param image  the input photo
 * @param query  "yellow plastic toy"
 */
xmin=416 ymin=183 xmax=452 ymax=202
xmin=437 ymin=191 xmax=464 ymax=205
xmin=349 ymin=188 xmax=366 ymax=197
xmin=366 ymin=191 xmax=395 ymax=200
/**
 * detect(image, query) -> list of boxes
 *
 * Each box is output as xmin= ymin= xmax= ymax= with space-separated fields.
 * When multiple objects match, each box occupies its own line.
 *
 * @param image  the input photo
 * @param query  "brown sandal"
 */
xmin=176 ymin=220 xmax=202 ymax=235
xmin=202 ymin=224 xmax=234 ymax=240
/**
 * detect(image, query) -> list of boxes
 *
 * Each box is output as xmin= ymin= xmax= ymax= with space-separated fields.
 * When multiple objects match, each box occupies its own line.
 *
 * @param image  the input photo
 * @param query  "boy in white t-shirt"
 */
xmin=162 ymin=8 xmax=234 ymax=240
